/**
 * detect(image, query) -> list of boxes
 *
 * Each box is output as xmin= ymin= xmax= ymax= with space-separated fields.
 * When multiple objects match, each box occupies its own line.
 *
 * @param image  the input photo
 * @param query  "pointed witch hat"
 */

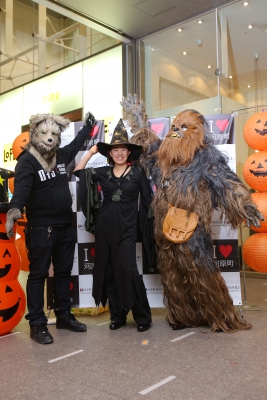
xmin=97 ymin=119 xmax=142 ymax=161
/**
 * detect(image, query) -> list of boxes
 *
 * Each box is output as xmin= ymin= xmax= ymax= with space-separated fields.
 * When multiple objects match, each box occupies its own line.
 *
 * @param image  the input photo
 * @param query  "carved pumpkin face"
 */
xmin=0 ymin=280 xmax=26 ymax=336
xmin=12 ymin=131 xmax=30 ymax=160
xmin=0 ymin=243 xmax=21 ymax=281
xmin=243 ymin=112 xmax=267 ymax=151
xmin=0 ymin=213 xmax=15 ymax=243
xmin=243 ymin=151 xmax=267 ymax=191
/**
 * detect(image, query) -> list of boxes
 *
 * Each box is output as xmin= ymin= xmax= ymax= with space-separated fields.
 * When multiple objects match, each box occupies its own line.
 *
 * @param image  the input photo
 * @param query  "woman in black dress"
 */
xmin=74 ymin=120 xmax=153 ymax=332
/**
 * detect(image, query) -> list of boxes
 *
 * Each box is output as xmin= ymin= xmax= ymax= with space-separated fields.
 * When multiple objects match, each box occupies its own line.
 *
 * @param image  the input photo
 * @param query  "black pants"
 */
xmin=25 ymin=224 xmax=75 ymax=326
xmin=104 ymin=262 xmax=152 ymax=325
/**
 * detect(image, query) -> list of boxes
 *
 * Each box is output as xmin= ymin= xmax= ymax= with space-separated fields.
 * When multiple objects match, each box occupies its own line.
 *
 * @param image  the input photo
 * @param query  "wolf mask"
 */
xmin=25 ymin=113 xmax=70 ymax=172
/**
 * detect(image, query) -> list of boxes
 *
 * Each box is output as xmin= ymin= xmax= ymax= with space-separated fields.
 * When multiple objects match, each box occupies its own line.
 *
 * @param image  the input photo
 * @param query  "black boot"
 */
xmin=56 ymin=311 xmax=87 ymax=332
xmin=30 ymin=324 xmax=54 ymax=344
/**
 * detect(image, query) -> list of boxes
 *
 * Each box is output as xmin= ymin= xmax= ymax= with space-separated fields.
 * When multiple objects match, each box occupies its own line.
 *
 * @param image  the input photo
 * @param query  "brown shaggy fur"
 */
xmin=152 ymin=109 xmax=258 ymax=332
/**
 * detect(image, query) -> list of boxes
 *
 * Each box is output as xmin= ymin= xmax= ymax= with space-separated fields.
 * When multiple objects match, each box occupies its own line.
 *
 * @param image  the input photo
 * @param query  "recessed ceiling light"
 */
xmin=247 ymin=85 xmax=251 ymax=88
xmin=198 ymin=19 xmax=203 ymax=24
xmin=177 ymin=28 xmax=183 ymax=32
xmin=243 ymin=1 xmax=249 ymax=6
xmin=207 ymin=65 xmax=211 ymax=68
xmin=229 ymin=75 xmax=233 ymax=79
xmin=248 ymin=24 xmax=253 ymax=29
xmin=151 ymin=48 xmax=155 ymax=51
xmin=183 ymin=51 xmax=187 ymax=55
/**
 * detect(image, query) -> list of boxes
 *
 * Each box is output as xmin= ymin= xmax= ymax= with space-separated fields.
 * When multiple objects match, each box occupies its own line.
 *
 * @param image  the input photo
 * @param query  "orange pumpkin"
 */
xmin=243 ymin=111 xmax=267 ymax=151
xmin=0 ymin=213 xmax=15 ymax=243
xmin=249 ymin=192 xmax=267 ymax=232
xmin=15 ymin=237 xmax=29 ymax=272
xmin=243 ymin=151 xmax=267 ymax=191
xmin=16 ymin=216 xmax=27 ymax=237
xmin=0 ymin=279 xmax=26 ymax=335
xmin=0 ymin=243 xmax=21 ymax=281
xmin=12 ymin=131 xmax=30 ymax=160
xmin=242 ymin=233 xmax=267 ymax=272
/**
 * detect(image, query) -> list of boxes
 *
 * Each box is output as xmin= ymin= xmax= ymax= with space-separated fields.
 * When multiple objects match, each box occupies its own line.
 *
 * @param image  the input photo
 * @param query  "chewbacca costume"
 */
xmin=150 ymin=109 xmax=263 ymax=332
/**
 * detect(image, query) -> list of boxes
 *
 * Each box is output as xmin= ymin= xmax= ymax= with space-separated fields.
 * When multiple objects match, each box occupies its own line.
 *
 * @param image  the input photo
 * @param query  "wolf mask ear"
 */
xmin=29 ymin=113 xmax=70 ymax=132
xmin=52 ymin=115 xmax=70 ymax=132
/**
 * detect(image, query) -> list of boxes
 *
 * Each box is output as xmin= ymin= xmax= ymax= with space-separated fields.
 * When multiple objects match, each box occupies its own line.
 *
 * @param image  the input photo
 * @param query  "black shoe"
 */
xmin=30 ymin=324 xmax=54 ymax=344
xmin=109 ymin=321 xmax=126 ymax=330
xmin=171 ymin=322 xmax=188 ymax=330
xmin=56 ymin=311 xmax=87 ymax=332
xmin=137 ymin=323 xmax=150 ymax=332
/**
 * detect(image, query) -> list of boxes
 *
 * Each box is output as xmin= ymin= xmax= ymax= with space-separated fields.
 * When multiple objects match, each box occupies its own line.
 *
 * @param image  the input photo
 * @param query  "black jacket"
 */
xmin=9 ymin=125 xmax=90 ymax=227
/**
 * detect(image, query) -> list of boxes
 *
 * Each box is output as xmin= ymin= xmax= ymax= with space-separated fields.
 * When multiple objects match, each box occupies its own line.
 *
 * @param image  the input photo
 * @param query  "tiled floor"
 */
xmin=1 ymin=272 xmax=267 ymax=400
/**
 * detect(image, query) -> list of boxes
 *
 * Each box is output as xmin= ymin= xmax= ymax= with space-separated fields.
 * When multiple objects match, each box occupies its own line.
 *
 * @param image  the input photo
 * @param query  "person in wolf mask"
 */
xmin=6 ymin=111 xmax=96 ymax=344
xmin=151 ymin=109 xmax=264 ymax=333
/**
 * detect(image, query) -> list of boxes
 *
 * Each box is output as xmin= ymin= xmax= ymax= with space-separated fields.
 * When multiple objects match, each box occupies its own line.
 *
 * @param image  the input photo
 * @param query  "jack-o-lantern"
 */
xmin=0 ymin=243 xmax=21 ymax=281
xmin=249 ymin=192 xmax=267 ymax=232
xmin=0 ymin=279 xmax=26 ymax=335
xmin=243 ymin=151 xmax=267 ymax=191
xmin=12 ymin=131 xmax=30 ymax=160
xmin=243 ymin=111 xmax=267 ymax=151
xmin=0 ymin=213 xmax=15 ymax=243
xmin=15 ymin=237 xmax=29 ymax=272
xmin=242 ymin=233 xmax=267 ymax=272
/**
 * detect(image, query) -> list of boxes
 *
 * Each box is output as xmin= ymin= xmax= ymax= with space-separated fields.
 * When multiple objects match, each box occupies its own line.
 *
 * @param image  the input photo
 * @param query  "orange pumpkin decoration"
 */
xmin=16 ymin=216 xmax=27 ymax=237
xmin=242 ymin=233 xmax=267 ymax=272
xmin=0 ymin=213 xmax=15 ymax=243
xmin=243 ymin=111 xmax=267 ymax=151
xmin=243 ymin=151 xmax=267 ymax=191
xmin=12 ymin=131 xmax=30 ymax=160
xmin=0 ymin=279 xmax=26 ymax=335
xmin=0 ymin=243 xmax=21 ymax=281
xmin=15 ymin=237 xmax=29 ymax=272
xmin=249 ymin=192 xmax=267 ymax=232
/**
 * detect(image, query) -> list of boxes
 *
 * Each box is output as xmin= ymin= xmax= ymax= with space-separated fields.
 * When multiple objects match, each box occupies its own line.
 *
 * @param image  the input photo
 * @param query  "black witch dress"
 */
xmin=75 ymin=164 xmax=155 ymax=314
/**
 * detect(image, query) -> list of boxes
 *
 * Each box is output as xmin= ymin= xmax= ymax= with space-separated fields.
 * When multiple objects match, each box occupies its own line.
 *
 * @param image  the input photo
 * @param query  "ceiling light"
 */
xmin=243 ymin=1 xmax=249 ymax=6
xmin=247 ymin=85 xmax=251 ymax=88
xmin=198 ymin=19 xmax=203 ymax=24
xmin=207 ymin=65 xmax=211 ymax=68
xmin=248 ymin=24 xmax=253 ymax=29
xmin=229 ymin=75 xmax=233 ymax=79
xmin=177 ymin=28 xmax=183 ymax=32
xmin=151 ymin=48 xmax=155 ymax=51
xmin=183 ymin=51 xmax=187 ymax=55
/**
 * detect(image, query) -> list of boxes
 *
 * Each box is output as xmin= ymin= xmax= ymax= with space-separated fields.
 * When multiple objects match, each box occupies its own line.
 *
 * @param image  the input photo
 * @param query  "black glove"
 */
xmin=84 ymin=112 xmax=96 ymax=130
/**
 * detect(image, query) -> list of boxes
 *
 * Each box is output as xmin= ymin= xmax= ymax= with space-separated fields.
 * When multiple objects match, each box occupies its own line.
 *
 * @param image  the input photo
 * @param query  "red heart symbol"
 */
xmin=216 ymin=119 xmax=229 ymax=131
xmin=90 ymin=125 xmax=99 ymax=137
xmin=70 ymin=282 xmax=74 ymax=291
xmin=151 ymin=123 xmax=164 ymax=135
xmin=219 ymin=245 xmax=232 ymax=258
xmin=90 ymin=248 xmax=95 ymax=257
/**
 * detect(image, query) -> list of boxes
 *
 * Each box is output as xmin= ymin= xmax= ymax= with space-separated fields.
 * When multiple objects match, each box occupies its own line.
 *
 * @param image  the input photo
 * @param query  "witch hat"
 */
xmin=97 ymin=119 xmax=142 ymax=161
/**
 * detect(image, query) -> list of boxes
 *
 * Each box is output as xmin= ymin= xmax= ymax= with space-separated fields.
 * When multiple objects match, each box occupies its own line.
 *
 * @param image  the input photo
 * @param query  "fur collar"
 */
xmin=27 ymin=144 xmax=56 ymax=172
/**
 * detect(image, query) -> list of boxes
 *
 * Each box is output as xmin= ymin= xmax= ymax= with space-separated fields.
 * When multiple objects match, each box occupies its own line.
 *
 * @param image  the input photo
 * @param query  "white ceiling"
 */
xmin=51 ymin=0 xmax=236 ymax=39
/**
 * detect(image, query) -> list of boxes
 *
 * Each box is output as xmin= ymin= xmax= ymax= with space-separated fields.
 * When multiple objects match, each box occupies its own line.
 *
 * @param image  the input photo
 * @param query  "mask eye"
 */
xmin=180 ymin=124 xmax=187 ymax=131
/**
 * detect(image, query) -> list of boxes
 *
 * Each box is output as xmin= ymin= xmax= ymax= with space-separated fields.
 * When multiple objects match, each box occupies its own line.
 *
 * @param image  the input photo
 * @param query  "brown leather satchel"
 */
xmin=163 ymin=205 xmax=199 ymax=243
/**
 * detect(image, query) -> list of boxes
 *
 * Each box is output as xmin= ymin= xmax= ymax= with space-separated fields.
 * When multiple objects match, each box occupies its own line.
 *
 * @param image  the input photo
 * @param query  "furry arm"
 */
xmin=84 ymin=112 xmax=96 ymax=130
xmin=6 ymin=208 xmax=21 ymax=239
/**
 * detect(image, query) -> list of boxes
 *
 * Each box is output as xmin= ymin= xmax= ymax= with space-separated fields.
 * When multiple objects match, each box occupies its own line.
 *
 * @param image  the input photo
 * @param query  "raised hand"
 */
xmin=84 ymin=112 xmax=96 ymax=130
